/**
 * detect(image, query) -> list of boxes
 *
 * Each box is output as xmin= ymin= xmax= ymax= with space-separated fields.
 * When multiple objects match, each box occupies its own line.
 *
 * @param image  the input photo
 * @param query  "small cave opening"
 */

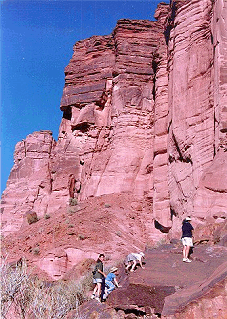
xmin=184 ymin=157 xmax=193 ymax=164
xmin=94 ymin=40 xmax=102 ymax=46
xmin=72 ymin=122 xmax=90 ymax=133
xmin=168 ymin=153 xmax=175 ymax=163
xmin=154 ymin=220 xmax=171 ymax=233
xmin=112 ymin=70 xmax=119 ymax=78
xmin=76 ymin=184 xmax=81 ymax=194
xmin=92 ymin=53 xmax=102 ymax=59
xmin=63 ymin=107 xmax=72 ymax=120
xmin=96 ymin=97 xmax=106 ymax=110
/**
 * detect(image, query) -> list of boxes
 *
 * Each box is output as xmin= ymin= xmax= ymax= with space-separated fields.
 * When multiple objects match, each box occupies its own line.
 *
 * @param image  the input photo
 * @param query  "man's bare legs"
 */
xmin=130 ymin=260 xmax=137 ymax=272
xmin=183 ymin=245 xmax=191 ymax=262
xmin=126 ymin=261 xmax=133 ymax=271
xmin=93 ymin=282 xmax=102 ymax=298
xmin=96 ymin=282 xmax=101 ymax=297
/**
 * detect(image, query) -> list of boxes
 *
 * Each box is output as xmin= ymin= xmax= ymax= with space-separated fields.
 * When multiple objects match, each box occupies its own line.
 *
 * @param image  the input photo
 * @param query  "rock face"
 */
xmin=2 ymin=0 xmax=226 ymax=238
xmin=167 ymin=0 xmax=227 ymax=239
xmin=2 ymin=14 xmax=170 ymax=241
xmin=1 ymin=131 xmax=55 ymax=233
xmin=1 ymin=0 xmax=227 ymax=316
xmin=59 ymin=18 xmax=167 ymax=206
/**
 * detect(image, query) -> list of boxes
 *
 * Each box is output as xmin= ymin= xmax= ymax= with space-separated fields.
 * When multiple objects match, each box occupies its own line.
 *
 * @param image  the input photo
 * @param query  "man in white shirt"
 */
xmin=125 ymin=252 xmax=145 ymax=272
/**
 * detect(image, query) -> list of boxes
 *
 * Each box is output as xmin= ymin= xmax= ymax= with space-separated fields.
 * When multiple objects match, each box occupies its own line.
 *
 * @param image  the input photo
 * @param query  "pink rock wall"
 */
xmin=1 ymin=131 xmax=55 ymax=233
xmin=1 ymin=1 xmax=227 ymax=243
xmin=213 ymin=0 xmax=227 ymax=144
xmin=168 ymin=0 xmax=215 ymax=216
xmin=58 ymin=19 xmax=165 ymax=203
xmin=167 ymin=0 xmax=227 ymax=237
xmin=37 ymin=247 xmax=97 ymax=280
xmin=153 ymin=4 xmax=170 ymax=227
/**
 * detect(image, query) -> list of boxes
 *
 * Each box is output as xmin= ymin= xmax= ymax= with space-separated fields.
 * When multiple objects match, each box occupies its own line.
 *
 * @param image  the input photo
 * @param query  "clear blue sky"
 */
xmin=1 ymin=0 xmax=168 ymax=194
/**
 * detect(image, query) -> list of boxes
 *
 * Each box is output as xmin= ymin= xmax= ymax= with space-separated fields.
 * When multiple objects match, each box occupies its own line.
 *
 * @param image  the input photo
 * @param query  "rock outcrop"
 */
xmin=167 ymin=0 xmax=227 ymax=240
xmin=59 ymin=17 xmax=169 ymax=206
xmin=1 ymin=0 xmax=227 ymax=317
xmin=2 ymin=0 xmax=226 ymax=240
xmin=1 ymin=131 xmax=55 ymax=233
xmin=66 ymin=243 xmax=227 ymax=319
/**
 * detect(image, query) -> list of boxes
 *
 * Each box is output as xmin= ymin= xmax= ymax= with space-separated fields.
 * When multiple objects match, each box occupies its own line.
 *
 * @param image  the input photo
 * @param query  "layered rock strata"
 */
xmin=1 ymin=0 xmax=227 ymax=252
xmin=59 ymin=18 xmax=165 ymax=204
xmin=1 ymin=131 xmax=55 ymax=233
xmin=2 ymin=14 xmax=170 ymax=242
xmin=1 ymin=0 xmax=227 ymax=317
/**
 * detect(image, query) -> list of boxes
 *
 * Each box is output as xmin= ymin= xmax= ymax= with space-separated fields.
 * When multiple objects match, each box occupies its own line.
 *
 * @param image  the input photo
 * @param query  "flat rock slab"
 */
xmin=107 ymin=243 xmax=227 ymax=316
xmin=162 ymin=261 xmax=227 ymax=317
xmin=132 ymin=244 xmax=227 ymax=288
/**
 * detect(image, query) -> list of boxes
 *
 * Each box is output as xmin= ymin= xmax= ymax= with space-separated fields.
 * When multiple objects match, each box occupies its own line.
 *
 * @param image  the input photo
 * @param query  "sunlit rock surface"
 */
xmin=1 ymin=0 xmax=227 ymax=317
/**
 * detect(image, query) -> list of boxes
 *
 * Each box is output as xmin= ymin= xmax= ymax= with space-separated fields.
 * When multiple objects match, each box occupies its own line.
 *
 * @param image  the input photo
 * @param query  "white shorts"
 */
xmin=93 ymin=278 xmax=102 ymax=284
xmin=182 ymin=237 xmax=193 ymax=247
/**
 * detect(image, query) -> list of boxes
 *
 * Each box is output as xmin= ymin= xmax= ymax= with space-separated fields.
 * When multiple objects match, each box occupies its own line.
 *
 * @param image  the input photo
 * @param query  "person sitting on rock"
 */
xmin=181 ymin=217 xmax=194 ymax=263
xmin=125 ymin=252 xmax=145 ymax=272
xmin=91 ymin=254 xmax=106 ymax=302
xmin=103 ymin=267 xmax=120 ymax=299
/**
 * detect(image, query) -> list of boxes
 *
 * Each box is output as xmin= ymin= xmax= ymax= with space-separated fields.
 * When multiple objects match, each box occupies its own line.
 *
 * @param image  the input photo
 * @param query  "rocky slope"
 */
xmin=1 ymin=0 xmax=227 ymax=318
xmin=66 ymin=242 xmax=227 ymax=319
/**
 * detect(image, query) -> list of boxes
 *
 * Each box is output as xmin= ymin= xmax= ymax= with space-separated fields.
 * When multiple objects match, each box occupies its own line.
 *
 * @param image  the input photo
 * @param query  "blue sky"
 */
xmin=1 ymin=0 xmax=168 ymax=194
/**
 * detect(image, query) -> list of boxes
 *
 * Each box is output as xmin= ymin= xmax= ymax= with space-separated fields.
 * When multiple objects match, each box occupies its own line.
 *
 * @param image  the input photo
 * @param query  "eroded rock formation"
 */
xmin=1 ymin=0 xmax=227 ymax=316
xmin=2 ymin=0 xmax=226 ymax=239
xmin=167 ymin=0 xmax=227 ymax=238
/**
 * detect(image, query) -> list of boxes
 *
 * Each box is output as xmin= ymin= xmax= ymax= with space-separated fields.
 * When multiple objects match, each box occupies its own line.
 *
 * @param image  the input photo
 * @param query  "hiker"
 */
xmin=181 ymin=217 xmax=194 ymax=263
xmin=125 ymin=252 xmax=145 ymax=272
xmin=91 ymin=254 xmax=106 ymax=302
xmin=103 ymin=267 xmax=120 ymax=299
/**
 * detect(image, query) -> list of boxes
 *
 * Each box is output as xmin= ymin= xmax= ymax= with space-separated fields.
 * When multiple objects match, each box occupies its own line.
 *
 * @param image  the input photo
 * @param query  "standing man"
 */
xmin=181 ymin=217 xmax=194 ymax=263
xmin=91 ymin=254 xmax=106 ymax=302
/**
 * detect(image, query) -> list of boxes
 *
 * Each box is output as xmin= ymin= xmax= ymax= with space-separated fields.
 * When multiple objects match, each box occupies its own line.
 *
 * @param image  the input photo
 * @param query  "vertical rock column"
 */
xmin=59 ymin=35 xmax=116 ymax=200
xmin=191 ymin=0 xmax=227 ymax=221
xmin=212 ymin=0 xmax=227 ymax=150
xmin=59 ymin=20 xmax=164 ymax=201
xmin=100 ymin=19 xmax=157 ymax=198
xmin=1 ymin=131 xmax=54 ymax=235
xmin=152 ymin=4 xmax=170 ymax=227
xmin=167 ymin=0 xmax=215 ymax=221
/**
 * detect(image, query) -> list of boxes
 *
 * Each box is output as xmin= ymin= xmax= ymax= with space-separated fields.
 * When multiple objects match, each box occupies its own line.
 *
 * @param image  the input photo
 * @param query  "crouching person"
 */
xmin=125 ymin=252 xmax=145 ymax=272
xmin=103 ymin=267 xmax=120 ymax=300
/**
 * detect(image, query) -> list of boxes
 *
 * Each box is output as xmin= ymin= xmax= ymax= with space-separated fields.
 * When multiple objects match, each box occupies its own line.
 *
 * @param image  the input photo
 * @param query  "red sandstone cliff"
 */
xmin=1 ymin=1 xmax=227 ymax=317
xmin=2 ymin=0 xmax=226 ymax=239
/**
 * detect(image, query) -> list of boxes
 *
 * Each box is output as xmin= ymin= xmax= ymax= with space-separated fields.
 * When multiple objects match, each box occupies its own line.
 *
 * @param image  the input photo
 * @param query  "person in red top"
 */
xmin=181 ymin=217 xmax=194 ymax=263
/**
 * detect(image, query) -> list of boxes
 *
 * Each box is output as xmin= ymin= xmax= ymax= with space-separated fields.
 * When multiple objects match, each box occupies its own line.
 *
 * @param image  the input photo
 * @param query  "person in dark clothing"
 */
xmin=91 ymin=254 xmax=106 ymax=302
xmin=181 ymin=217 xmax=194 ymax=262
